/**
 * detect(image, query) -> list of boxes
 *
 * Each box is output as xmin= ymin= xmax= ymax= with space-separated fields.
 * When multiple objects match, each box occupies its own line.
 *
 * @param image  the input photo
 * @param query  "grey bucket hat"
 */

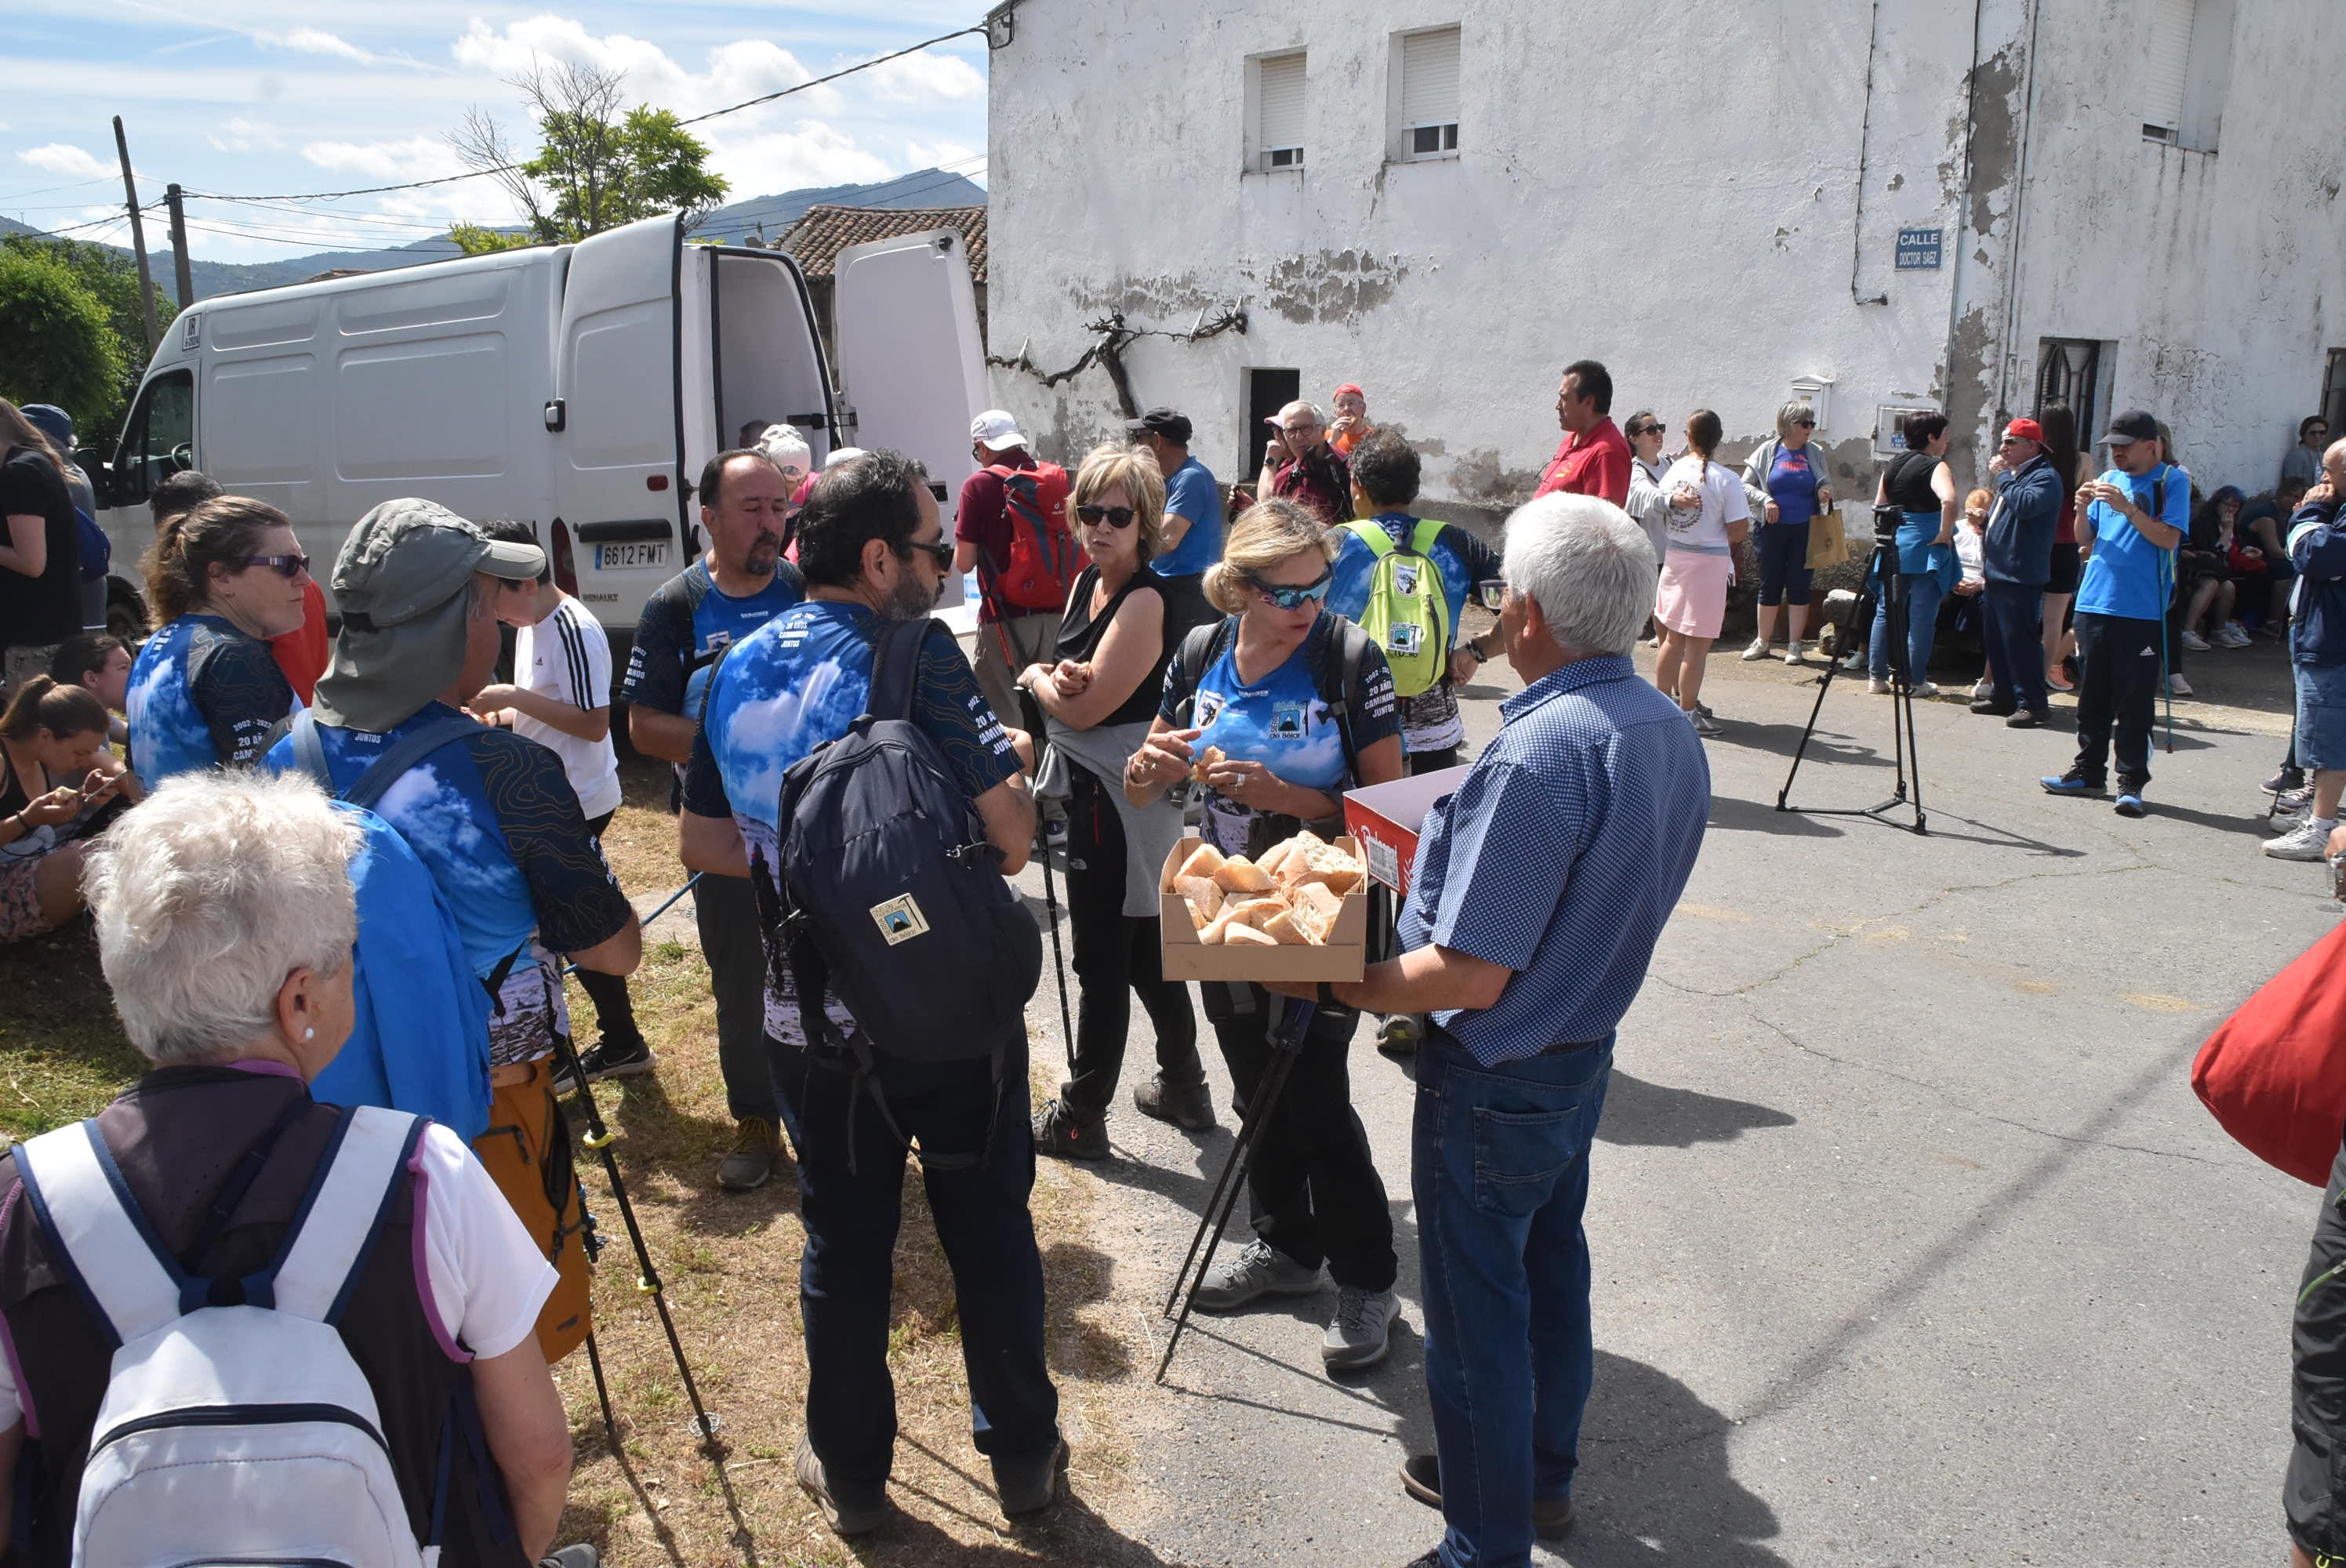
xmin=310 ymin=497 xmax=545 ymax=731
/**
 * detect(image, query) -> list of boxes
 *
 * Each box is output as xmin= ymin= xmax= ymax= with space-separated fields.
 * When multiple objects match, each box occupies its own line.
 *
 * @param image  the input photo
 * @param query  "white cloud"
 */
xmin=710 ymin=122 xmax=893 ymax=195
xmin=300 ymin=134 xmax=468 ymax=182
xmin=864 ymin=52 xmax=982 ymax=103
xmin=449 ymin=17 xmax=843 ymax=120
xmin=207 ymin=117 xmax=289 ymax=154
xmin=18 ymin=143 xmax=113 ymax=180
xmin=272 ymin=27 xmax=369 ymax=61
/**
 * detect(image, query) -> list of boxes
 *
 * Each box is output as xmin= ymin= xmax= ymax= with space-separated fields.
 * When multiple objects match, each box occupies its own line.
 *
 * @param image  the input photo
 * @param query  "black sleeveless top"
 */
xmin=1055 ymin=564 xmax=1177 ymax=728
xmin=1886 ymin=451 xmax=1945 ymax=514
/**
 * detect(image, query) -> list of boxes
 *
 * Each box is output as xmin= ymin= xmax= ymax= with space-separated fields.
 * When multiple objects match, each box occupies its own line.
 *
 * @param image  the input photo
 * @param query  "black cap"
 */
xmin=1124 ymin=406 xmax=1193 ymax=445
xmin=2104 ymin=408 xmax=2160 ymax=445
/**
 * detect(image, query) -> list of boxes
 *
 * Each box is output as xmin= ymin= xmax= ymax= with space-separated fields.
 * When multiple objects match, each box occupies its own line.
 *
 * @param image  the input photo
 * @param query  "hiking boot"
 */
xmin=1193 ymin=1238 xmax=1322 ymax=1311
xmin=2268 ymin=767 xmax=2308 ymax=794
xmin=1739 ymin=637 xmax=1771 ymax=661
xmin=554 ymin=1034 xmax=656 ymax=1095
xmin=2265 ymin=821 xmax=2333 ymax=861
xmin=1322 ymin=1286 xmax=1401 ymax=1371
xmin=718 ymin=1118 xmax=781 ymax=1192
xmin=1400 ymin=1454 xmax=1574 ymax=1539
xmin=796 ymin=1436 xmax=890 ymax=1537
xmin=1033 ymin=1098 xmax=1109 ymax=1161
xmin=1375 ymin=1014 xmax=1422 ymax=1057
xmin=2040 ymin=771 xmax=2101 ymax=798
xmin=2005 ymin=709 xmax=2049 ymax=729
xmin=993 ymin=1436 xmax=1069 ymax=1517
xmin=1132 ymin=1074 xmax=1214 ymax=1133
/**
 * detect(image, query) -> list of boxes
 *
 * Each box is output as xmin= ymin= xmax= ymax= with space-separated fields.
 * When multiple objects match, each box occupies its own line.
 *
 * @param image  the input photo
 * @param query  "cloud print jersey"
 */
xmin=264 ymin=704 xmax=635 ymax=1065
xmin=125 ymin=614 xmax=299 ymax=784
xmin=681 ymin=601 xmax=1020 ymax=1045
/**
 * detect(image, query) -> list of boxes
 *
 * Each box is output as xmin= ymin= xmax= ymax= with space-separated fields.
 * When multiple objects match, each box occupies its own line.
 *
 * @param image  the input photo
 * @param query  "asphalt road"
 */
xmin=1008 ymin=635 xmax=2327 ymax=1567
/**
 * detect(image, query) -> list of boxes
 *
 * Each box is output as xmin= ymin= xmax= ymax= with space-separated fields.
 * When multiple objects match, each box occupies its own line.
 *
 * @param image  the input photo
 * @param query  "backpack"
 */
xmin=980 ymin=461 xmax=1078 ymax=612
xmin=1172 ymin=613 xmax=1380 ymax=856
xmin=14 ymin=1104 xmax=437 ymax=1567
xmin=73 ymin=504 xmax=108 ymax=583
xmin=283 ymin=710 xmax=496 ymax=1140
xmin=750 ymin=618 xmax=1042 ymax=1087
xmin=2192 ymin=917 xmax=2346 ymax=1186
xmin=1339 ymin=517 xmax=1451 ymax=697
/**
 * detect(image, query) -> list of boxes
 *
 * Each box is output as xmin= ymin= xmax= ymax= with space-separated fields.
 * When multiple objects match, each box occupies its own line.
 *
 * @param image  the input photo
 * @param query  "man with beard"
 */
xmin=677 ymin=451 xmax=1061 ymax=1536
xmin=621 ymin=448 xmax=806 ymax=1190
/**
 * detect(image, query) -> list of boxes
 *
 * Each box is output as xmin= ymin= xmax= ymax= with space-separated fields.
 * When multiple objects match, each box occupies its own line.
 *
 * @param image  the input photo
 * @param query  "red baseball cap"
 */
xmin=1333 ymin=383 xmax=1365 ymax=400
xmin=2003 ymin=418 xmax=2045 ymax=443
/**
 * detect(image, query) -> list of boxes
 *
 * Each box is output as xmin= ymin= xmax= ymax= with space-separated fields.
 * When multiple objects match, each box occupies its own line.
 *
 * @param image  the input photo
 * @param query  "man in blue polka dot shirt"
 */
xmin=1281 ymin=492 xmax=1710 ymax=1568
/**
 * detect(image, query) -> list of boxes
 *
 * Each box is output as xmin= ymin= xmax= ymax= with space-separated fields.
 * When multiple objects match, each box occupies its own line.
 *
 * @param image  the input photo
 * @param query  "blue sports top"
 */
xmin=125 ymin=614 xmax=297 ymax=784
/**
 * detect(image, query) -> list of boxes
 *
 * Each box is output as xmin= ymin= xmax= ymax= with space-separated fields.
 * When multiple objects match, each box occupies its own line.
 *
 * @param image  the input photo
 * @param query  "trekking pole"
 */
xmin=1156 ymin=998 xmax=1316 ymax=1384
xmin=2159 ymin=554 xmax=2177 ymax=753
xmin=1036 ymin=811 xmax=1075 ymax=1073
xmin=547 ymin=1025 xmax=721 ymax=1450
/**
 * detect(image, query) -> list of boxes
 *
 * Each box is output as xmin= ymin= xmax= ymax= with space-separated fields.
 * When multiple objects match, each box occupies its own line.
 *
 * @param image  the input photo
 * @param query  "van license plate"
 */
xmin=597 ymin=542 xmax=668 ymax=570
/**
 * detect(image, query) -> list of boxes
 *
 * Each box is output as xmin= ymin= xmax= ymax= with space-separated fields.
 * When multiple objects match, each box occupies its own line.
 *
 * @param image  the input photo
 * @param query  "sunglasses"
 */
xmin=1795 ymin=419 xmax=1817 ymax=429
xmin=1076 ymin=503 xmax=1138 ymax=529
xmin=899 ymin=538 xmax=954 ymax=568
xmin=1632 ymin=425 xmax=1666 ymax=438
xmin=239 ymin=553 xmax=310 ymax=579
xmin=1247 ymin=569 xmax=1332 ymax=610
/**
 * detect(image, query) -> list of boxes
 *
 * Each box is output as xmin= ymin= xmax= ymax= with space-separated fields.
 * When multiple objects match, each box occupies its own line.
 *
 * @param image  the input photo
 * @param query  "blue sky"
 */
xmin=1 ymin=2 xmax=990 ymax=263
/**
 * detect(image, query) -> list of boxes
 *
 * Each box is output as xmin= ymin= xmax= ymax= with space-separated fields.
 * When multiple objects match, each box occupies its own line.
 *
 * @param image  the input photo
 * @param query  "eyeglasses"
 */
xmin=1281 ymin=423 xmax=1321 ymax=435
xmin=899 ymin=538 xmax=953 ymax=568
xmin=1795 ymin=419 xmax=1817 ymax=429
xmin=1997 ymin=436 xmax=2026 ymax=447
xmin=1076 ymin=503 xmax=1138 ymax=529
xmin=1247 ymin=569 xmax=1332 ymax=610
xmin=239 ymin=553 xmax=310 ymax=579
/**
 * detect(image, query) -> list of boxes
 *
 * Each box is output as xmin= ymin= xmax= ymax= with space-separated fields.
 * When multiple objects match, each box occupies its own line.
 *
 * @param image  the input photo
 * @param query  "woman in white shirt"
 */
xmin=1652 ymin=409 xmax=1752 ymax=736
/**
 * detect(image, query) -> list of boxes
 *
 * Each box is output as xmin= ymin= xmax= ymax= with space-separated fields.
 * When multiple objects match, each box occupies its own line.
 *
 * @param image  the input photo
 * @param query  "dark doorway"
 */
xmin=2035 ymin=339 xmax=2105 ymax=450
xmin=1245 ymin=366 xmax=1301 ymax=482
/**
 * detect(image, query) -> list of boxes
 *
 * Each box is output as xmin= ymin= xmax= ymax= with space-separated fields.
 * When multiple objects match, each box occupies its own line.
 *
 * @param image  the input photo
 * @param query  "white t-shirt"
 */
xmin=0 ymin=1121 xmax=557 ymax=1426
xmin=1660 ymin=456 xmax=1751 ymax=555
xmin=514 ymin=596 xmax=622 ymax=821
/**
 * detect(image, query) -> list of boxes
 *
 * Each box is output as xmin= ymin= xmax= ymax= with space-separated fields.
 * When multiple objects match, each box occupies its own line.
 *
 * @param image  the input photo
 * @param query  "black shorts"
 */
xmin=2043 ymin=542 xmax=2081 ymax=595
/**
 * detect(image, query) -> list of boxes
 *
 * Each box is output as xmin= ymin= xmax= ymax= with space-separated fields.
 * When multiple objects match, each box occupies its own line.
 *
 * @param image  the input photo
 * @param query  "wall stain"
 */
xmin=1966 ymin=46 xmax=2021 ymax=240
xmin=1449 ymin=448 xmax=1544 ymax=508
xmin=1255 ymin=249 xmax=1410 ymax=325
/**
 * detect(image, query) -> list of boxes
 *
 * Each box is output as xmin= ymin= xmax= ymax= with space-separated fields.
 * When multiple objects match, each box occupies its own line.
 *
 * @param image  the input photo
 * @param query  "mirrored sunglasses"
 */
xmin=1248 ymin=570 xmax=1332 ymax=610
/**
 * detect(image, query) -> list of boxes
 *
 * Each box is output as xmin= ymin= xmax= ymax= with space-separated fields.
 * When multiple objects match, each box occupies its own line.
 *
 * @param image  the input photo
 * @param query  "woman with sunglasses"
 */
xmin=1739 ymin=400 xmax=1837 ymax=666
xmin=126 ymin=495 xmax=310 ymax=785
xmin=1124 ymin=498 xmax=1409 ymax=1372
xmin=1019 ymin=444 xmax=1215 ymax=1160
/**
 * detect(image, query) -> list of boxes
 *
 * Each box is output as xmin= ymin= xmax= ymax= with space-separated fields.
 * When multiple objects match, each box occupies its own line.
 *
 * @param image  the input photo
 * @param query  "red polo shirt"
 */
xmin=268 ymin=575 xmax=329 ymax=704
xmin=1534 ymin=417 xmax=1632 ymax=508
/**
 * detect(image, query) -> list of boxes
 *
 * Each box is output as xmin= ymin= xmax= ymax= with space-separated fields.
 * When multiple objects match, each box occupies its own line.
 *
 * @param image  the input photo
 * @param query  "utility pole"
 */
xmin=111 ymin=116 xmax=159 ymax=350
xmin=164 ymin=183 xmax=195 ymax=310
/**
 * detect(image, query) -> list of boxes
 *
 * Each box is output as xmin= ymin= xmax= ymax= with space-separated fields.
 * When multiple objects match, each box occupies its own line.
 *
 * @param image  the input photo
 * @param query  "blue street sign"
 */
xmin=1896 ymin=228 xmax=1944 ymax=270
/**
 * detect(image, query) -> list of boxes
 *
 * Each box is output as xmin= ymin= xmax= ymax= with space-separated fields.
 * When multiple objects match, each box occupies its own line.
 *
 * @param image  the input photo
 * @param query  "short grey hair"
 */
xmin=83 ymin=772 xmax=361 ymax=1065
xmin=1777 ymin=401 xmax=1819 ymax=441
xmin=1501 ymin=493 xmax=1657 ymax=657
xmin=1276 ymin=398 xmax=1325 ymax=430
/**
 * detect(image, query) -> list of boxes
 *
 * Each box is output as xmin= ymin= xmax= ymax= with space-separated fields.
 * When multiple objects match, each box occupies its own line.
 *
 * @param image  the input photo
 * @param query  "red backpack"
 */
xmin=981 ymin=461 xmax=1079 ymax=613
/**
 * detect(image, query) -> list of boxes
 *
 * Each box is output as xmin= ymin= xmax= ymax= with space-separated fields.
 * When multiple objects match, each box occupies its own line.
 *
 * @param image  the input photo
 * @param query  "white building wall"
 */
xmin=986 ymin=0 xmax=2346 ymax=523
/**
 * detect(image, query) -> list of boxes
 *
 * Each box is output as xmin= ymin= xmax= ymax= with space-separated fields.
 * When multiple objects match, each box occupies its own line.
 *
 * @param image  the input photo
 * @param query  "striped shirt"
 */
xmin=514 ymin=595 xmax=621 ymax=820
xmin=1396 ymin=654 xmax=1710 ymax=1063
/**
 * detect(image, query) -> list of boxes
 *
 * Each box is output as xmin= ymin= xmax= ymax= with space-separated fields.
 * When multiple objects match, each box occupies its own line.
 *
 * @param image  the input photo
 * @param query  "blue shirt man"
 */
xmin=1291 ymin=493 xmax=1707 ymax=1568
xmin=1125 ymin=408 xmax=1222 ymax=579
xmin=2045 ymin=410 xmax=2188 ymax=811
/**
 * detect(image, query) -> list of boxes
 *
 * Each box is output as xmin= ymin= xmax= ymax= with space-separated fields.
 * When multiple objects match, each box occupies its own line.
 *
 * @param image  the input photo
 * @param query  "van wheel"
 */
xmin=107 ymin=585 xmax=149 ymax=644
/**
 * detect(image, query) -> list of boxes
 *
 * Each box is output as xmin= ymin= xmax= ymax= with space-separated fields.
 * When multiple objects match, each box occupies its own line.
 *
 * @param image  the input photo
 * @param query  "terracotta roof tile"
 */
xmin=776 ymin=204 xmax=987 ymax=284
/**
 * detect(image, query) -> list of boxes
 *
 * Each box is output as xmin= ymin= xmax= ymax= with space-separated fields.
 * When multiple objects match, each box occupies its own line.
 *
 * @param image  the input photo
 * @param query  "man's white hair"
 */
xmin=83 ymin=771 xmax=360 ymax=1065
xmin=1276 ymin=399 xmax=1324 ymax=427
xmin=757 ymin=423 xmax=813 ymax=471
xmin=1501 ymin=493 xmax=1657 ymax=658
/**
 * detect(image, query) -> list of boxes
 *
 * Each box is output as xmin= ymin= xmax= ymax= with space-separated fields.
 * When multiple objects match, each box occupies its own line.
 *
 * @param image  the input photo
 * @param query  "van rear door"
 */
xmin=832 ymin=228 xmax=987 ymax=613
xmin=554 ymin=214 xmax=686 ymax=618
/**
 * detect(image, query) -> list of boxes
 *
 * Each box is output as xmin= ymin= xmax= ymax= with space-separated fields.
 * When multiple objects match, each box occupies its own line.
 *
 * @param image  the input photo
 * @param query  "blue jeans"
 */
xmin=783 ymin=1037 xmax=1059 ymax=1490
xmin=1868 ymin=572 xmax=1945 ymax=683
xmin=1415 ymin=1029 xmax=1614 ymax=1568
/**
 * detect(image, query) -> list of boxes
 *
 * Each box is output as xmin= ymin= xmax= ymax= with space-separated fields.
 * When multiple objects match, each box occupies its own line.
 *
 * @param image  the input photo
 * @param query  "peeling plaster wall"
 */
xmin=986 ymin=0 xmax=2341 ymax=524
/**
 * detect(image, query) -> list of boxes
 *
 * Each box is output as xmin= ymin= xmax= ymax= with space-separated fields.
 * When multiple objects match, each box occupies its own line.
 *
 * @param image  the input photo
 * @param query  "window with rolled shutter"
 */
xmin=1400 ymin=27 xmax=1461 ymax=158
xmin=1258 ymin=53 xmax=1306 ymax=170
xmin=2143 ymin=0 xmax=2194 ymax=140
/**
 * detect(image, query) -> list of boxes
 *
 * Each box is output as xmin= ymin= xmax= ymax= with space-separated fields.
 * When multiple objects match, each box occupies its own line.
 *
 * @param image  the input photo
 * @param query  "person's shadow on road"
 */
xmin=1559 ymin=1351 xmax=1790 ymax=1566
xmin=1597 ymin=1072 xmax=1796 ymax=1148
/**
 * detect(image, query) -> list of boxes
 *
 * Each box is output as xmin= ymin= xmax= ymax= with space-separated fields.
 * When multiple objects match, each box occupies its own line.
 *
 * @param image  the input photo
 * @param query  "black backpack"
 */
xmin=749 ymin=617 xmax=1042 ymax=1094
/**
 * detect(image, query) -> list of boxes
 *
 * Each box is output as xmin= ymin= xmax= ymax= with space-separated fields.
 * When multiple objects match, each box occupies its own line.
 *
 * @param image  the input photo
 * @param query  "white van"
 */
xmin=86 ymin=212 xmax=987 ymax=645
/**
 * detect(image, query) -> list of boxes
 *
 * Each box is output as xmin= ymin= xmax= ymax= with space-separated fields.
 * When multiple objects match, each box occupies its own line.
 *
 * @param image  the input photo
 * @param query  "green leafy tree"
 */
xmin=0 ymin=245 xmax=128 ymax=443
xmin=449 ymin=62 xmax=728 ymax=250
xmin=0 ymin=234 xmax=174 ymax=442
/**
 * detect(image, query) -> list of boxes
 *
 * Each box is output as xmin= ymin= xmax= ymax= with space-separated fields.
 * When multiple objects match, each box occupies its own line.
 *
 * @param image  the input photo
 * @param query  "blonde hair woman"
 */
xmin=1017 ymin=443 xmax=1215 ymax=1158
xmin=1124 ymin=496 xmax=1410 ymax=1372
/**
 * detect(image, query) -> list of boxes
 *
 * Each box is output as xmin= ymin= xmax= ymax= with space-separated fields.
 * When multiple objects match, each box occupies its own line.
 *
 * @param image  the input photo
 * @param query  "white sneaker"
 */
xmin=1909 ymin=681 xmax=1941 ymax=699
xmin=2170 ymin=673 xmax=2194 ymax=697
xmin=1740 ymin=637 xmax=1771 ymax=662
xmin=2219 ymin=623 xmax=2253 ymax=648
xmin=1782 ymin=640 xmax=1810 ymax=666
xmin=2264 ymin=821 xmax=2333 ymax=862
xmin=1970 ymin=677 xmax=1994 ymax=699
xmin=2180 ymin=628 xmax=2210 ymax=652
xmin=1868 ymin=677 xmax=1890 ymax=694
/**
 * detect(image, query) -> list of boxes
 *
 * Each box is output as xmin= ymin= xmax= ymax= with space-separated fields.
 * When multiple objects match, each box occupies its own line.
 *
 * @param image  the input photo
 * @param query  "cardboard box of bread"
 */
xmin=1157 ymin=830 xmax=1369 ymax=982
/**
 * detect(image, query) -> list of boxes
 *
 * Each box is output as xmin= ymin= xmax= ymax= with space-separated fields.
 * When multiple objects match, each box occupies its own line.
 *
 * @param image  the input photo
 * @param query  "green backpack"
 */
xmin=1341 ymin=517 xmax=1451 ymax=698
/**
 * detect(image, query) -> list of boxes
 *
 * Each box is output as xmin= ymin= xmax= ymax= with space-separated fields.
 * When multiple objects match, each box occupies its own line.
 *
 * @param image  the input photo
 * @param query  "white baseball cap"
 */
xmin=970 ymin=410 xmax=1029 ymax=452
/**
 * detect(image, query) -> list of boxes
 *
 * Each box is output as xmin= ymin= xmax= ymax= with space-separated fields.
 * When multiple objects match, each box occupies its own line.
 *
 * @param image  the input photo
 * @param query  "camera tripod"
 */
xmin=1777 ymin=539 xmax=1928 ymax=834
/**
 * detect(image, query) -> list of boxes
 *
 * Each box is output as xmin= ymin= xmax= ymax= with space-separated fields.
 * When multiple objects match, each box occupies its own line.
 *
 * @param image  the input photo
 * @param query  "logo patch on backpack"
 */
xmin=1387 ymin=622 xmax=1425 ymax=656
xmin=871 ymin=893 xmax=930 ymax=945
xmin=1393 ymin=561 xmax=1422 ymax=597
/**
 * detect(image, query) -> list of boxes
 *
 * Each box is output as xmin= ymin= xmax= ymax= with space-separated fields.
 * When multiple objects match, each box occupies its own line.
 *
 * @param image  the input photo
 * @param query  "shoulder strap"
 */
xmin=1311 ymin=619 xmax=1375 ymax=784
xmin=865 ymin=616 xmax=934 ymax=724
xmin=1342 ymin=521 xmax=1394 ymax=558
xmin=1408 ymin=517 xmax=1448 ymax=557
xmin=14 ymin=1122 xmax=183 ymax=1347
xmin=1173 ymin=617 xmax=1237 ymax=726
xmin=341 ymin=713 xmax=485 ymax=811
xmin=267 ymin=1106 xmax=427 ymax=1325
xmin=290 ymin=708 xmax=332 ymax=793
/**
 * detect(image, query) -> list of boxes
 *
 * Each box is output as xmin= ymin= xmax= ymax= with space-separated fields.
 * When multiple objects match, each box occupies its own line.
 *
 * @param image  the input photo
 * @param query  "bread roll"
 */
xmin=1199 ymin=909 xmax=1238 ymax=944
xmin=1261 ymin=909 xmax=1309 ymax=946
xmin=1291 ymin=882 xmax=1344 ymax=942
xmin=1223 ymin=924 xmax=1278 ymax=946
xmin=1190 ymin=744 xmax=1227 ymax=784
xmin=1257 ymin=840 xmax=1297 ymax=878
xmin=1175 ymin=843 xmax=1226 ymax=883
xmin=1305 ymin=843 xmax=1364 ymax=895
xmin=1226 ymin=895 xmax=1286 ymax=928
xmin=1174 ymin=876 xmax=1225 ymax=920
xmin=1185 ymin=897 xmax=1210 ymax=931
xmin=1212 ymin=855 xmax=1274 ymax=893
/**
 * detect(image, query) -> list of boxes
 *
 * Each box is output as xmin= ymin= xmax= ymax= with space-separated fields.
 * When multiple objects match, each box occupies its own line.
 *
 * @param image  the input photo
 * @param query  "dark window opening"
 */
xmin=2320 ymin=350 xmax=2346 ymax=440
xmin=2036 ymin=339 xmax=2104 ymax=455
xmin=1410 ymin=124 xmax=1458 ymax=155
